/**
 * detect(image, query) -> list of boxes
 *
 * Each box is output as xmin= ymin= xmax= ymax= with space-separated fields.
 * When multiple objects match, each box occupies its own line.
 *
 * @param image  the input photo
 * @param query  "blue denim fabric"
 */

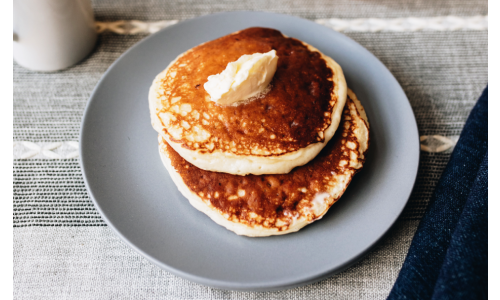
xmin=431 ymin=154 xmax=487 ymax=300
xmin=387 ymin=87 xmax=488 ymax=300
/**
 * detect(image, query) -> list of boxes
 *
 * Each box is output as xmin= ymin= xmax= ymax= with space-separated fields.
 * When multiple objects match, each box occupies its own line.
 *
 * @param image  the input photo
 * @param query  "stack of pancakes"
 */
xmin=149 ymin=28 xmax=370 ymax=237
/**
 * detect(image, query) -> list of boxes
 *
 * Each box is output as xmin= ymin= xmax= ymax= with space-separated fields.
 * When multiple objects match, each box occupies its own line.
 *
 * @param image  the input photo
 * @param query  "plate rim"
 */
xmin=79 ymin=10 xmax=420 ymax=291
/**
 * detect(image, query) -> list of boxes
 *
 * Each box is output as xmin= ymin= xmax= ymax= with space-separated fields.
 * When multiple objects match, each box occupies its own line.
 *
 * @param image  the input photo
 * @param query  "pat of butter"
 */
xmin=204 ymin=50 xmax=278 ymax=105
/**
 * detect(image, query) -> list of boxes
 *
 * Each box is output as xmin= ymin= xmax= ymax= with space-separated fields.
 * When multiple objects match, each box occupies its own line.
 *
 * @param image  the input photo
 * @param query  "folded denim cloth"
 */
xmin=387 ymin=87 xmax=488 ymax=300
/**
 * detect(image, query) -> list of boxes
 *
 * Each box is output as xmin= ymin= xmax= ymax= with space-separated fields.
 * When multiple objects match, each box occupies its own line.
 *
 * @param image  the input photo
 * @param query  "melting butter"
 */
xmin=204 ymin=50 xmax=278 ymax=105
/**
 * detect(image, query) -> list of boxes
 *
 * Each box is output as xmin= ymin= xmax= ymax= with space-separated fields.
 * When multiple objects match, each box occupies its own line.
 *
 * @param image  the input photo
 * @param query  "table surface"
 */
xmin=14 ymin=0 xmax=487 ymax=299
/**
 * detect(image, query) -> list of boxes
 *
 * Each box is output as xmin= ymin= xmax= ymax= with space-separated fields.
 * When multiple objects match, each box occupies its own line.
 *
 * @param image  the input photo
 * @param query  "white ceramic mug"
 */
xmin=13 ymin=0 xmax=97 ymax=72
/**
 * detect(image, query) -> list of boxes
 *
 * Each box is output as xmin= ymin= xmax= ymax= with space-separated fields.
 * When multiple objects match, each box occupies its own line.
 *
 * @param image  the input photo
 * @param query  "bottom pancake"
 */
xmin=159 ymin=89 xmax=370 ymax=237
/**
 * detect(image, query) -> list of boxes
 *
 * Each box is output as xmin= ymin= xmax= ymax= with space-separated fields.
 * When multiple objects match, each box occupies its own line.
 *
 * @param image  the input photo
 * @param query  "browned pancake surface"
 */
xmin=157 ymin=27 xmax=336 ymax=156
xmin=162 ymin=96 xmax=368 ymax=230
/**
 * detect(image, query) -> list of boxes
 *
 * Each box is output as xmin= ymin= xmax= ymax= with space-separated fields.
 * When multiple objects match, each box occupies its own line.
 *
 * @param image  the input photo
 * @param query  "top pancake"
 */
xmin=149 ymin=27 xmax=347 ymax=175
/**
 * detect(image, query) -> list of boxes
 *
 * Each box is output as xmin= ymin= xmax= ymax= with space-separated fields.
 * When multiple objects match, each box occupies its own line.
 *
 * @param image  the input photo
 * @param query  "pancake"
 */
xmin=149 ymin=27 xmax=347 ymax=175
xmin=159 ymin=89 xmax=369 ymax=237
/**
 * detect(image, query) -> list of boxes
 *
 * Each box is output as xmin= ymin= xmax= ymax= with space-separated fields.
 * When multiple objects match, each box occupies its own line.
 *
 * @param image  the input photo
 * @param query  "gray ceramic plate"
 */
xmin=80 ymin=11 xmax=419 ymax=291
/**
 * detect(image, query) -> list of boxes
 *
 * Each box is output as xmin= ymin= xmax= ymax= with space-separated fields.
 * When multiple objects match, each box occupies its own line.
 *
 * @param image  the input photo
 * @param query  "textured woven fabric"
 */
xmin=13 ymin=0 xmax=488 ymax=298
xmin=388 ymin=87 xmax=488 ymax=300
xmin=92 ymin=0 xmax=488 ymax=21
xmin=13 ymin=221 xmax=419 ymax=299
